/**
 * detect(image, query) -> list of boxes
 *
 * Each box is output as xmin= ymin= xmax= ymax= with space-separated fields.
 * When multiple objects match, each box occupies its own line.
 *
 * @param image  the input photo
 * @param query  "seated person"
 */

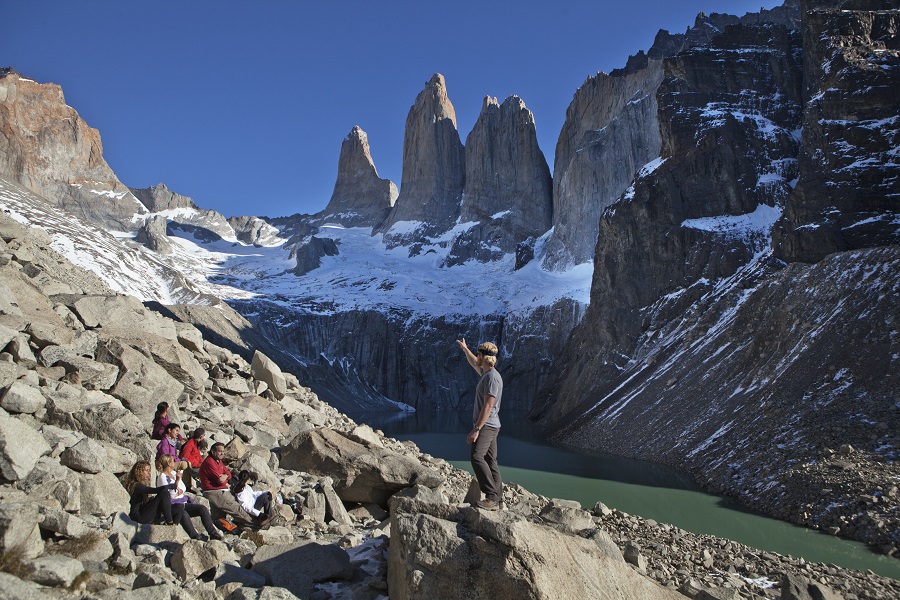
xmin=124 ymin=460 xmax=175 ymax=525
xmin=179 ymin=428 xmax=206 ymax=491
xmin=230 ymin=470 xmax=275 ymax=527
xmin=150 ymin=402 xmax=183 ymax=442
xmin=198 ymin=442 xmax=257 ymax=530
xmin=156 ymin=423 xmax=189 ymax=471
xmin=156 ymin=454 xmax=223 ymax=541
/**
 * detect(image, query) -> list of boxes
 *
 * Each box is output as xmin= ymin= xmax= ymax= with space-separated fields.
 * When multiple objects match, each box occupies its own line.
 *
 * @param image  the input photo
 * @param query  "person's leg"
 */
xmin=173 ymin=503 xmax=199 ymax=538
xmin=470 ymin=428 xmax=500 ymax=500
xmin=138 ymin=493 xmax=173 ymax=523
xmin=254 ymin=492 xmax=273 ymax=516
xmin=484 ymin=429 xmax=502 ymax=503
xmin=185 ymin=503 xmax=221 ymax=538
xmin=204 ymin=490 xmax=256 ymax=528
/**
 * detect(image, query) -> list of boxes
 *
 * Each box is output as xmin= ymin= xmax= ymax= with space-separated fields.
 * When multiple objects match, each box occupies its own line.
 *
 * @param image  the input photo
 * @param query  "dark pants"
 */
xmin=470 ymin=426 xmax=502 ymax=502
xmin=132 ymin=492 xmax=173 ymax=524
xmin=173 ymin=502 xmax=217 ymax=538
xmin=255 ymin=492 xmax=273 ymax=517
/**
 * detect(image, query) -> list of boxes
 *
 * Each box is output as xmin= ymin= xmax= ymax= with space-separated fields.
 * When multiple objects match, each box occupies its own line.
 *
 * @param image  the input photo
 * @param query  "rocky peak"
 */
xmin=0 ymin=70 xmax=145 ymax=230
xmin=130 ymin=183 xmax=197 ymax=212
xmin=542 ymin=57 xmax=664 ymax=269
xmin=444 ymin=94 xmax=551 ymax=267
xmin=375 ymin=73 xmax=465 ymax=242
xmin=319 ymin=126 xmax=397 ymax=228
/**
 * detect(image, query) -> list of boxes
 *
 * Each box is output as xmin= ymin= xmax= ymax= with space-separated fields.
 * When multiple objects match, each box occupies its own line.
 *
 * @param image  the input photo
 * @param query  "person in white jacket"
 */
xmin=230 ymin=470 xmax=274 ymax=526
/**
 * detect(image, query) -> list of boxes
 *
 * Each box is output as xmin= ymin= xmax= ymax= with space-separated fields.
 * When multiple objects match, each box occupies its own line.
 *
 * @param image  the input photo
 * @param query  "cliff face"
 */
xmin=534 ymin=0 xmax=899 ymax=548
xmin=376 ymin=74 xmax=465 ymax=243
xmin=320 ymin=126 xmax=397 ymax=228
xmin=0 ymin=69 xmax=145 ymax=230
xmin=773 ymin=1 xmax=900 ymax=261
xmin=542 ymin=56 xmax=665 ymax=269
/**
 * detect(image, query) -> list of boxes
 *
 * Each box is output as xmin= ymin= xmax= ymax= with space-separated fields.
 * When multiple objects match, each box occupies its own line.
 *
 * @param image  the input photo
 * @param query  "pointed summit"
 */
xmin=375 ymin=73 xmax=465 ymax=239
xmin=443 ymin=94 xmax=552 ymax=267
xmin=321 ymin=126 xmax=397 ymax=227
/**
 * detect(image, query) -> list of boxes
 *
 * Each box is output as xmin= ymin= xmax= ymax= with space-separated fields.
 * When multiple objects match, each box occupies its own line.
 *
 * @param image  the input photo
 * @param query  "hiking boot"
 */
xmin=475 ymin=499 xmax=499 ymax=511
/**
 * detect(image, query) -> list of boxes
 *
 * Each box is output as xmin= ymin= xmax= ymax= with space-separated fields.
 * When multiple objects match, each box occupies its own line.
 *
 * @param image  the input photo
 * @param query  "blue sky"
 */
xmin=4 ymin=1 xmax=783 ymax=219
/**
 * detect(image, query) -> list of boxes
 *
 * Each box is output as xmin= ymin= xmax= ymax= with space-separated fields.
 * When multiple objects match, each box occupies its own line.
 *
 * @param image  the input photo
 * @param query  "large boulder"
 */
xmin=250 ymin=541 xmax=353 ymax=598
xmin=19 ymin=457 xmax=81 ymax=511
xmin=250 ymin=350 xmax=287 ymax=400
xmin=60 ymin=437 xmax=109 ymax=474
xmin=171 ymin=539 xmax=230 ymax=581
xmin=79 ymin=470 xmax=129 ymax=517
xmin=72 ymin=295 xmax=178 ymax=341
xmin=53 ymin=356 xmax=119 ymax=391
xmin=0 ymin=381 xmax=46 ymax=414
xmin=0 ymin=502 xmax=44 ymax=560
xmin=132 ymin=335 xmax=208 ymax=393
xmin=0 ymin=412 xmax=50 ymax=481
xmin=95 ymin=338 xmax=184 ymax=423
xmin=388 ymin=497 xmax=683 ymax=600
xmin=280 ymin=428 xmax=442 ymax=506
xmin=26 ymin=554 xmax=84 ymax=588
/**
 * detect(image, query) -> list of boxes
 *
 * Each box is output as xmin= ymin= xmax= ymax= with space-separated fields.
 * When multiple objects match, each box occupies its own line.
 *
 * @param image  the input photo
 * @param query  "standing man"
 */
xmin=457 ymin=337 xmax=503 ymax=510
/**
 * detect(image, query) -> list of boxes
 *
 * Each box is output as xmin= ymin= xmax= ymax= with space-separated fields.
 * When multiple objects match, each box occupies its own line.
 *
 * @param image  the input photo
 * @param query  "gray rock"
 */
xmin=55 ymin=356 xmax=119 ymax=390
xmin=280 ymin=428 xmax=443 ymax=506
xmin=0 ymin=411 xmax=50 ymax=480
xmin=170 ymin=539 xmax=221 ymax=581
xmin=95 ymin=338 xmax=184 ymax=423
xmin=251 ymin=350 xmax=287 ymax=400
xmin=215 ymin=561 xmax=267 ymax=588
xmin=251 ymin=540 xmax=353 ymax=598
xmin=0 ymin=571 xmax=49 ymax=599
xmin=135 ymin=214 xmax=173 ymax=254
xmin=780 ymin=572 xmax=844 ymax=600
xmin=539 ymin=504 xmax=595 ymax=532
xmin=0 ymin=380 xmax=46 ymax=414
xmin=60 ymin=437 xmax=108 ymax=473
xmin=388 ymin=497 xmax=682 ymax=599
xmin=19 ymin=457 xmax=81 ymax=511
xmin=79 ymin=470 xmax=130 ymax=517
xmin=0 ymin=502 xmax=44 ymax=560
xmin=26 ymin=320 xmax=74 ymax=349
xmin=37 ymin=505 xmax=90 ymax=538
xmin=245 ymin=526 xmax=294 ymax=547
xmin=320 ymin=478 xmax=353 ymax=525
xmin=27 ymin=554 xmax=84 ymax=587
xmin=73 ymin=295 xmax=178 ymax=340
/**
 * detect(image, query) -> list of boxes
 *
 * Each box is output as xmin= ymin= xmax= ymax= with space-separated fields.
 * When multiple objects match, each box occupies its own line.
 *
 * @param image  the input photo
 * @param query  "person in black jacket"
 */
xmin=124 ymin=460 xmax=175 ymax=524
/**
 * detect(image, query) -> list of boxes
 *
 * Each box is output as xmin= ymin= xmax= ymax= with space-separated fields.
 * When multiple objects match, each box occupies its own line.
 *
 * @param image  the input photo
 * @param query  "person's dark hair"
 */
xmin=164 ymin=422 xmax=180 ymax=435
xmin=197 ymin=439 xmax=209 ymax=452
xmin=209 ymin=442 xmax=225 ymax=455
xmin=190 ymin=427 xmax=206 ymax=440
xmin=230 ymin=470 xmax=252 ymax=495
xmin=152 ymin=402 xmax=169 ymax=424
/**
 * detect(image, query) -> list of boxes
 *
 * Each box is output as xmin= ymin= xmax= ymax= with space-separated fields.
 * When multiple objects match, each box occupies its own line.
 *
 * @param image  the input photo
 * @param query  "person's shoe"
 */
xmin=257 ymin=514 xmax=275 ymax=529
xmin=475 ymin=499 xmax=499 ymax=511
xmin=190 ymin=533 xmax=209 ymax=542
xmin=209 ymin=531 xmax=225 ymax=541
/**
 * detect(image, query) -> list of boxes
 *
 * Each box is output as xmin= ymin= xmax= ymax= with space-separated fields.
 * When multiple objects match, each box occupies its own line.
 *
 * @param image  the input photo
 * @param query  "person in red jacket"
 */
xmin=198 ymin=442 xmax=258 ymax=530
xmin=179 ymin=428 xmax=205 ymax=491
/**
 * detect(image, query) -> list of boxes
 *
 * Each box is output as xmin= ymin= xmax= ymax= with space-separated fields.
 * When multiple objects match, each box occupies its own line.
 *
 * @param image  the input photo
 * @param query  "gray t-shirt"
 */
xmin=474 ymin=368 xmax=502 ymax=429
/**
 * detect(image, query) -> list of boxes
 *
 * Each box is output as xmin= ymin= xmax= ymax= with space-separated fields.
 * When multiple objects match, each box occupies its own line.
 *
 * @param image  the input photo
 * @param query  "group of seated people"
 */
xmin=123 ymin=402 xmax=276 ymax=540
